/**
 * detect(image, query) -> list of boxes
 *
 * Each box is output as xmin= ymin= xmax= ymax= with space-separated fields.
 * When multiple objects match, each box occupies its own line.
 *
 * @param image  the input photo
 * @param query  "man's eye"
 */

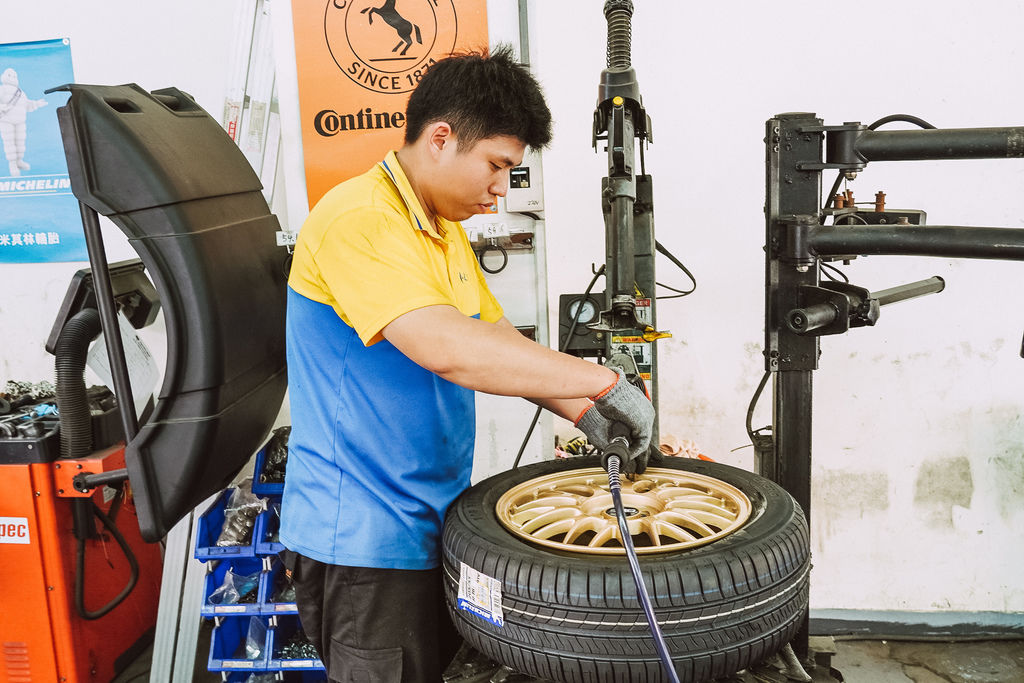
xmin=491 ymin=163 xmax=501 ymax=171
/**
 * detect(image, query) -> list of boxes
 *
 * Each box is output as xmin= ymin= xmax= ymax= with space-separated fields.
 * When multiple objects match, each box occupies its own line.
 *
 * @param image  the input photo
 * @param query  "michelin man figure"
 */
xmin=0 ymin=68 xmax=48 ymax=177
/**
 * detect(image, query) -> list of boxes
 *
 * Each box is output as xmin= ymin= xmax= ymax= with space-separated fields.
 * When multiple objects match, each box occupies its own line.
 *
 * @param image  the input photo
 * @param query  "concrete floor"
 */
xmin=113 ymin=636 xmax=1024 ymax=682
xmin=830 ymin=639 xmax=1024 ymax=683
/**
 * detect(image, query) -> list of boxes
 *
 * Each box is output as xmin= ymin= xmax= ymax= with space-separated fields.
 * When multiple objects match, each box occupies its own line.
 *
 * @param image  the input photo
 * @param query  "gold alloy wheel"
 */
xmin=496 ymin=466 xmax=752 ymax=555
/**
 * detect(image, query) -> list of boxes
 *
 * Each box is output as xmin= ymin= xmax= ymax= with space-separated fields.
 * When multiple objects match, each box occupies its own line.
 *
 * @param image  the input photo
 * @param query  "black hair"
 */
xmin=403 ymin=44 xmax=552 ymax=150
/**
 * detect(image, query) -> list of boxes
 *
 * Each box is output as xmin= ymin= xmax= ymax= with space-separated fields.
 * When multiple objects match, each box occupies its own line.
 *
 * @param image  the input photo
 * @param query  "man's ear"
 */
xmin=425 ymin=121 xmax=454 ymax=158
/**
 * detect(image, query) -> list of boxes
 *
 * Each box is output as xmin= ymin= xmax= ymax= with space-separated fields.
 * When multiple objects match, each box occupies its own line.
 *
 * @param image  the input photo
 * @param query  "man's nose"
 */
xmin=490 ymin=171 xmax=509 ymax=197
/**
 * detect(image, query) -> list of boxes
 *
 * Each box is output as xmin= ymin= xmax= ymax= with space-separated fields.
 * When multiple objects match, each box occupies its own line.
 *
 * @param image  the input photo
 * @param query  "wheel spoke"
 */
xmin=655 ymin=510 xmax=716 ymax=536
xmin=520 ymin=507 xmax=581 ymax=534
xmin=516 ymin=495 xmax=583 ymax=511
xmin=563 ymin=517 xmax=604 ymax=544
xmin=588 ymin=524 xmax=617 ymax=547
xmin=531 ymin=517 xmax=578 ymax=540
xmin=652 ymin=520 xmax=701 ymax=544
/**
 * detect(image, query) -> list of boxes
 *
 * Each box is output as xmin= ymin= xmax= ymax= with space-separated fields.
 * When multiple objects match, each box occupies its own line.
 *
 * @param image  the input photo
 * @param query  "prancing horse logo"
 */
xmin=325 ymin=0 xmax=458 ymax=94
xmin=360 ymin=0 xmax=423 ymax=56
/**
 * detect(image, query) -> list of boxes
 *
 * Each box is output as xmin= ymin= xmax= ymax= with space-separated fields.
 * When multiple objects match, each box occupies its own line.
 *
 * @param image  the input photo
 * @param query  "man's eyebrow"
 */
xmin=497 ymin=156 xmax=519 ymax=168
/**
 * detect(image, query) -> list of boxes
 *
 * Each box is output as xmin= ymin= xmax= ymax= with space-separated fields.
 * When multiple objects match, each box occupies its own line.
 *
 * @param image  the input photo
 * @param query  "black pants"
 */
xmin=286 ymin=552 xmax=461 ymax=683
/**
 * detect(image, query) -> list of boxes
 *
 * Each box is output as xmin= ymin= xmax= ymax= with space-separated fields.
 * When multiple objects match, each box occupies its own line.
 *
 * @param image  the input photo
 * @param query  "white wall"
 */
xmin=532 ymin=0 xmax=1024 ymax=619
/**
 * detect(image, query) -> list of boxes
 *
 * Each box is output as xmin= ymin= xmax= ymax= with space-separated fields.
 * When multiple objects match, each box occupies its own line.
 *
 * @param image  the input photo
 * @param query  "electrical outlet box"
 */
xmin=505 ymin=148 xmax=544 ymax=213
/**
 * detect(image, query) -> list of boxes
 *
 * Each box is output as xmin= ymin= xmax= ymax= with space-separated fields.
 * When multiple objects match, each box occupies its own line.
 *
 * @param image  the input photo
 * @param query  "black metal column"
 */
xmin=764 ymin=113 xmax=823 ymax=660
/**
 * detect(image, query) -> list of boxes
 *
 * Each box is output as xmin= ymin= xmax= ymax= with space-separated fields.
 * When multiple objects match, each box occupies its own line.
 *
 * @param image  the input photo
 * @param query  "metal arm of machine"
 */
xmin=786 ymin=276 xmax=946 ymax=336
xmin=806 ymin=123 xmax=1024 ymax=169
xmin=607 ymin=100 xmax=638 ymax=308
xmin=73 ymin=467 xmax=130 ymax=493
xmin=810 ymin=224 xmax=1024 ymax=260
xmin=856 ymin=126 xmax=1024 ymax=162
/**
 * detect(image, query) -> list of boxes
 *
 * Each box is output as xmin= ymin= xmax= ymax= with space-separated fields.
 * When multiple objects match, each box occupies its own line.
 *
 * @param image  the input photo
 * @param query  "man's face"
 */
xmin=432 ymin=134 xmax=526 ymax=221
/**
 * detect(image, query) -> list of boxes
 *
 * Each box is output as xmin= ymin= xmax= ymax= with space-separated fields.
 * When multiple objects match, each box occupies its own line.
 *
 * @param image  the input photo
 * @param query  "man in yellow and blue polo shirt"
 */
xmin=281 ymin=46 xmax=655 ymax=683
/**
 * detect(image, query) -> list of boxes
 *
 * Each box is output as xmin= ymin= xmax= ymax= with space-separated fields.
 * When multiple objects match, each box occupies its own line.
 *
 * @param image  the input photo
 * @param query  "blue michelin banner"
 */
xmin=0 ymin=38 xmax=86 ymax=263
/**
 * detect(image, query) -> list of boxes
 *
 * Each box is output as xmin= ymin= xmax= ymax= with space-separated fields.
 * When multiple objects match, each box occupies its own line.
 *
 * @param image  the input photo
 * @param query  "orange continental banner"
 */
xmin=292 ymin=0 xmax=489 ymax=208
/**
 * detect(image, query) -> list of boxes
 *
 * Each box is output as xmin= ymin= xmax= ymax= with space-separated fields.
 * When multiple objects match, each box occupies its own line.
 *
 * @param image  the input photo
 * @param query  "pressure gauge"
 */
xmin=567 ymin=298 xmax=598 ymax=327
xmin=559 ymin=293 xmax=605 ymax=355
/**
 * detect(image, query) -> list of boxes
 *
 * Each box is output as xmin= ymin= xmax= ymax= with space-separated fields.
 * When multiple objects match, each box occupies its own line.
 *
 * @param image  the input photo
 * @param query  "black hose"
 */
xmin=75 ymin=499 xmax=140 ymax=620
xmin=867 ymin=114 xmax=936 ymax=131
xmin=55 ymin=308 xmax=102 ymax=459
xmin=606 ymin=454 xmax=680 ymax=682
xmin=477 ymin=243 xmax=509 ymax=274
xmin=56 ymin=306 xmax=140 ymax=620
xmin=745 ymin=370 xmax=771 ymax=444
xmin=654 ymin=240 xmax=696 ymax=297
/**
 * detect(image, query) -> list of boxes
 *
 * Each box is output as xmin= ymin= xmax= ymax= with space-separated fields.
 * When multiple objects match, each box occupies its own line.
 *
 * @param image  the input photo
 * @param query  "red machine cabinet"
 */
xmin=0 ymin=447 xmax=162 ymax=683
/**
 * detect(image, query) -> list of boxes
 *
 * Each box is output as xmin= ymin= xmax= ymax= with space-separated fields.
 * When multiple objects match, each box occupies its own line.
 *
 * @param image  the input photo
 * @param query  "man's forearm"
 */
xmin=528 ymin=396 xmax=593 ymax=423
xmin=382 ymin=305 xmax=616 ymax=400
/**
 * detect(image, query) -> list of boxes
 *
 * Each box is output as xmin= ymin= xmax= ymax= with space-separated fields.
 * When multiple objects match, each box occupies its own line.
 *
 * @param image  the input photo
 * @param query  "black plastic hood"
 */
xmin=52 ymin=83 xmax=288 ymax=541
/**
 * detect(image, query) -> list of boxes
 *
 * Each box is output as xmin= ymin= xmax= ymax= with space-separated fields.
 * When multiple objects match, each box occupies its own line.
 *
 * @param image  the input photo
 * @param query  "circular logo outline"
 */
xmin=323 ymin=0 xmax=458 ymax=94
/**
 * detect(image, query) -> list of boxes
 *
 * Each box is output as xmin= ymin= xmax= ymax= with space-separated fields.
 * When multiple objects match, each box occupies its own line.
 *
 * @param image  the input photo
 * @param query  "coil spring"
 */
xmin=605 ymin=452 xmax=622 ymax=489
xmin=604 ymin=0 xmax=633 ymax=69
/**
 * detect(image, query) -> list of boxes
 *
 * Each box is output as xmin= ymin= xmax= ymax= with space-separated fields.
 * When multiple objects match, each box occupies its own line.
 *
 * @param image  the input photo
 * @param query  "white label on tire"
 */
xmin=457 ymin=562 xmax=504 ymax=627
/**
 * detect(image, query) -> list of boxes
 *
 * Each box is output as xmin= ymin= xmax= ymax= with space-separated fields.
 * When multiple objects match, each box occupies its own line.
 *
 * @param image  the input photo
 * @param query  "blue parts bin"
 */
xmin=252 ymin=427 xmax=290 ymax=496
xmin=196 ymin=488 xmax=325 ymax=678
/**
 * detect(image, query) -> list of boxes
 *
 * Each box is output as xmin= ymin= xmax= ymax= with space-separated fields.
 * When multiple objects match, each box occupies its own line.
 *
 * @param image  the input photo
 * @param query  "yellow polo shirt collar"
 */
xmin=378 ymin=151 xmax=451 ymax=242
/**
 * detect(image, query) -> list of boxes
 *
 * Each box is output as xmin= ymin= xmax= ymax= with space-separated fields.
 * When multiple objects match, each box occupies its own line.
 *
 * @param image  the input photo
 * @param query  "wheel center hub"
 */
xmin=606 ymin=506 xmax=640 ymax=517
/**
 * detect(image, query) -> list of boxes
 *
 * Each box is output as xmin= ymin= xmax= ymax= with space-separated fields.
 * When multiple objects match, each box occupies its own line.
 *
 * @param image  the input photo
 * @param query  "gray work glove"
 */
xmin=574 ymin=370 xmax=654 ymax=475
xmin=592 ymin=367 xmax=655 ymax=472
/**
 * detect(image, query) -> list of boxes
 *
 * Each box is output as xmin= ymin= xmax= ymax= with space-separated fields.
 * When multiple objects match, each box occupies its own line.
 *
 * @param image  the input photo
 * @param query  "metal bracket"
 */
xmin=796 ymin=122 xmax=867 ymax=171
xmin=785 ymin=282 xmax=878 ymax=336
xmin=779 ymin=215 xmax=818 ymax=271
xmin=54 ymin=443 xmax=129 ymax=496
xmin=589 ymin=295 xmax=646 ymax=332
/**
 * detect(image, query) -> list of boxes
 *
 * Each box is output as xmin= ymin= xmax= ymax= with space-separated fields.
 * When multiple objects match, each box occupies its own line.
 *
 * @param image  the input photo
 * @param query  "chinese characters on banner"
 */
xmin=0 ymin=38 xmax=86 ymax=263
xmin=291 ymin=0 xmax=489 ymax=208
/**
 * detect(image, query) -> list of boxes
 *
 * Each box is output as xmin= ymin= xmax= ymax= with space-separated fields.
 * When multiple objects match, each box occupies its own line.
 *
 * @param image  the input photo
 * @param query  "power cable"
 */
xmin=75 ymin=499 xmax=140 ymax=620
xmin=477 ymin=243 xmax=509 ymax=274
xmin=819 ymin=261 xmax=850 ymax=283
xmin=867 ymin=114 xmax=937 ymax=131
xmin=654 ymin=240 xmax=696 ymax=299
xmin=745 ymin=370 xmax=771 ymax=445
xmin=511 ymin=266 xmax=607 ymax=469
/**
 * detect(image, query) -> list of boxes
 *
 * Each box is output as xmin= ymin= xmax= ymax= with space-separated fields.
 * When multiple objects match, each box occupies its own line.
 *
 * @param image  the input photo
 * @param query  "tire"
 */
xmin=441 ymin=456 xmax=810 ymax=683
